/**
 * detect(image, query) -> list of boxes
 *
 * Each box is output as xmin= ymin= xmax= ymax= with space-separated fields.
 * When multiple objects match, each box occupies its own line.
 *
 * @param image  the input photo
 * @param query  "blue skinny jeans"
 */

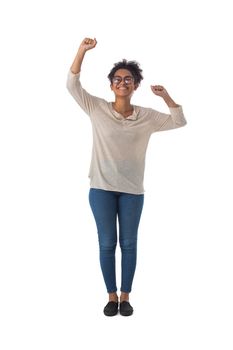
xmin=89 ymin=188 xmax=144 ymax=293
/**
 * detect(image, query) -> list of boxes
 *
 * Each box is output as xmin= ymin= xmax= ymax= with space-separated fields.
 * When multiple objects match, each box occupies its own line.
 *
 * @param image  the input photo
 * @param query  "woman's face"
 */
xmin=110 ymin=69 xmax=138 ymax=98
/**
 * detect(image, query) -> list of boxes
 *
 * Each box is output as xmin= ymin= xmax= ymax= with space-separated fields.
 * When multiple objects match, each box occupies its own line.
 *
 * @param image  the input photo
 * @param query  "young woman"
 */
xmin=67 ymin=37 xmax=187 ymax=316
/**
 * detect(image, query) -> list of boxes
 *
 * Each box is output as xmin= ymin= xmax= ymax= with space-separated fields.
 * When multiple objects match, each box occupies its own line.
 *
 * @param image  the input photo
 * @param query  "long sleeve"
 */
xmin=150 ymin=106 xmax=187 ymax=132
xmin=66 ymin=70 xmax=102 ymax=116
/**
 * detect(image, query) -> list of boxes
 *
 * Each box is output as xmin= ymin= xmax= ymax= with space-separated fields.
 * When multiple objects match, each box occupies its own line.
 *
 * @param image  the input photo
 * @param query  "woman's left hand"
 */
xmin=150 ymin=85 xmax=179 ymax=107
xmin=150 ymin=85 xmax=168 ymax=98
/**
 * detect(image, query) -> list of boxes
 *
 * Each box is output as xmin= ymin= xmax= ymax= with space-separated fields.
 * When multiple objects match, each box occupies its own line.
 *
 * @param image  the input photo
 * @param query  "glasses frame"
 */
xmin=112 ymin=75 xmax=134 ymax=85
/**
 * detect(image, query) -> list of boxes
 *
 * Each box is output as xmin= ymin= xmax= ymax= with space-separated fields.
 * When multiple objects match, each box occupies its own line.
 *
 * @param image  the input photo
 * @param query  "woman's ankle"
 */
xmin=109 ymin=292 xmax=118 ymax=302
xmin=120 ymin=292 xmax=129 ymax=303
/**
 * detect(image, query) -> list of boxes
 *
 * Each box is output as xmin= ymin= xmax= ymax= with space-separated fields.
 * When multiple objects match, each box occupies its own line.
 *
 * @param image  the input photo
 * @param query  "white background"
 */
xmin=0 ymin=0 xmax=232 ymax=349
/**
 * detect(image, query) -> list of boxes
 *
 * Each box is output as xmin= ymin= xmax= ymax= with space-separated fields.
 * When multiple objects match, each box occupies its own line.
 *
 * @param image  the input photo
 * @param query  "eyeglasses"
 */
xmin=112 ymin=76 xmax=134 ymax=85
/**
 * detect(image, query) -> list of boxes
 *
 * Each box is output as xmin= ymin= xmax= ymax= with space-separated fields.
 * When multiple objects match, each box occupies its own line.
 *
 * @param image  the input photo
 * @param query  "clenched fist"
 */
xmin=151 ymin=85 xmax=179 ymax=107
xmin=150 ymin=85 xmax=168 ymax=98
xmin=79 ymin=37 xmax=97 ymax=52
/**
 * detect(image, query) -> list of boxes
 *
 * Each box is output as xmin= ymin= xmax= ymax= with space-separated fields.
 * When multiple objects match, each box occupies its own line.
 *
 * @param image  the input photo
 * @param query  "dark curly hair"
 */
xmin=108 ymin=59 xmax=143 ymax=85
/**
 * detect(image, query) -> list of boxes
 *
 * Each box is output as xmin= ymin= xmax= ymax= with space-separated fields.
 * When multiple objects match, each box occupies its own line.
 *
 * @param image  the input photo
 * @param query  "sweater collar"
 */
xmin=110 ymin=103 xmax=138 ymax=121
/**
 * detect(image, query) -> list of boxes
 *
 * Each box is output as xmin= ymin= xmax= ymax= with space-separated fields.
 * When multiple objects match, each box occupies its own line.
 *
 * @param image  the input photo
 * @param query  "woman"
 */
xmin=67 ymin=37 xmax=187 ymax=316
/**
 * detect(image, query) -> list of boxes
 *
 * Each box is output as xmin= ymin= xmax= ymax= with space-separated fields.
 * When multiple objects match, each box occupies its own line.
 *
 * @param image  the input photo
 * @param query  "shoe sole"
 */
xmin=104 ymin=310 xmax=118 ymax=316
xmin=120 ymin=310 xmax=133 ymax=316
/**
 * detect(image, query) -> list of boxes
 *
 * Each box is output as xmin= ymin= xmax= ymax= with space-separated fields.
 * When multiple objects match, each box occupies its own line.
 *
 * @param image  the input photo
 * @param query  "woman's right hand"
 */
xmin=70 ymin=38 xmax=97 ymax=74
xmin=79 ymin=37 xmax=97 ymax=52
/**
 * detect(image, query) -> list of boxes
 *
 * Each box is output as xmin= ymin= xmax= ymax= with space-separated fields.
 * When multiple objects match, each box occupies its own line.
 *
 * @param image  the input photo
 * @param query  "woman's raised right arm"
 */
xmin=70 ymin=37 xmax=97 ymax=74
xmin=67 ymin=38 xmax=100 ymax=116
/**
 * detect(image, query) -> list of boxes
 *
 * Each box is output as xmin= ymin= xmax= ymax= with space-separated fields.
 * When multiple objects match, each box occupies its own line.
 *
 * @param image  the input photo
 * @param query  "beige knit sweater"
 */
xmin=67 ymin=70 xmax=187 ymax=194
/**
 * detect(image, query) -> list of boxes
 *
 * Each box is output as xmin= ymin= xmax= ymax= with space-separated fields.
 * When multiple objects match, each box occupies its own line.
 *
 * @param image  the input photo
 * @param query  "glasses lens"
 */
xmin=124 ymin=77 xmax=133 ymax=84
xmin=112 ymin=77 xmax=122 ymax=84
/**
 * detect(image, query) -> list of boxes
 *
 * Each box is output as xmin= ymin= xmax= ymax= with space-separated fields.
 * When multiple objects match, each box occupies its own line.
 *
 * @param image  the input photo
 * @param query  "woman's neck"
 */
xmin=112 ymin=99 xmax=133 ymax=116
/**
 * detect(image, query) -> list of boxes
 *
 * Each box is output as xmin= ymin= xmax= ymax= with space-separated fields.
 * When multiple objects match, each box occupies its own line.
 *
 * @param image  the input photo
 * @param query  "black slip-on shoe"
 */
xmin=103 ymin=301 xmax=118 ymax=316
xmin=119 ymin=301 xmax=133 ymax=316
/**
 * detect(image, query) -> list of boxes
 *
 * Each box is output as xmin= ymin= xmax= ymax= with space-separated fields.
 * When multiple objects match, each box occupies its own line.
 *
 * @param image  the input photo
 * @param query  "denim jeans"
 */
xmin=89 ymin=188 xmax=144 ymax=293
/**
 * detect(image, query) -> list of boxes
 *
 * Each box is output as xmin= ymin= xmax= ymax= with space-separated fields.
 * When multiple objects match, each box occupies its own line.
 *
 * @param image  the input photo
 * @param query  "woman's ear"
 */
xmin=134 ymin=83 xmax=139 ymax=91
